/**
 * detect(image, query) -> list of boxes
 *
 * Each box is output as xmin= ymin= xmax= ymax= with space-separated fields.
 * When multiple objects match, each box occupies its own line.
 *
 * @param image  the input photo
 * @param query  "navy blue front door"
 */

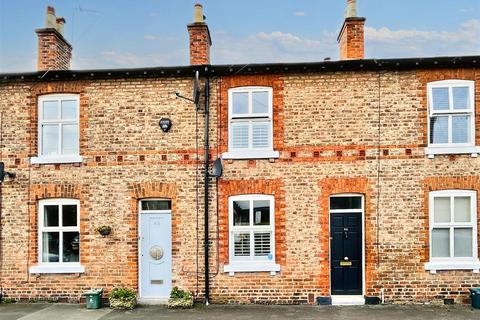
xmin=330 ymin=212 xmax=362 ymax=295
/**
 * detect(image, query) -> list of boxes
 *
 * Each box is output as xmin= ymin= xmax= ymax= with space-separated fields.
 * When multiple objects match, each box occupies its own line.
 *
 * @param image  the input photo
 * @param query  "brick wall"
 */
xmin=36 ymin=29 xmax=72 ymax=71
xmin=0 ymin=67 xmax=479 ymax=304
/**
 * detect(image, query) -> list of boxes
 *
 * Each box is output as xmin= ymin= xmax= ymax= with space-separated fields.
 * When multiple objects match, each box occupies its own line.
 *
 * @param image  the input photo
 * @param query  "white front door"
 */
xmin=139 ymin=199 xmax=172 ymax=299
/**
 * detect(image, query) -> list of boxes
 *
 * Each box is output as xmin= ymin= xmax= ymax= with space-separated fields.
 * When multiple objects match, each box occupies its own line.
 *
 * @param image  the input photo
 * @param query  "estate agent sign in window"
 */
xmin=223 ymin=87 xmax=279 ymax=159
xmin=31 ymin=94 xmax=82 ymax=164
xmin=224 ymin=194 xmax=280 ymax=275
xmin=426 ymin=80 xmax=478 ymax=157
xmin=425 ymin=190 xmax=480 ymax=273
xmin=29 ymin=199 xmax=84 ymax=274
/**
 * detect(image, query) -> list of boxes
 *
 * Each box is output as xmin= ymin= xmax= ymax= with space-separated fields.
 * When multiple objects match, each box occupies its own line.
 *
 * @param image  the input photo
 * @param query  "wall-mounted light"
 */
xmin=159 ymin=118 xmax=172 ymax=133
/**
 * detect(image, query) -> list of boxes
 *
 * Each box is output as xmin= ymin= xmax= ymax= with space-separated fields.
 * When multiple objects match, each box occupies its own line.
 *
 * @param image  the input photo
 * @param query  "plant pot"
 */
xmin=167 ymin=297 xmax=194 ymax=309
xmin=109 ymin=297 xmax=136 ymax=310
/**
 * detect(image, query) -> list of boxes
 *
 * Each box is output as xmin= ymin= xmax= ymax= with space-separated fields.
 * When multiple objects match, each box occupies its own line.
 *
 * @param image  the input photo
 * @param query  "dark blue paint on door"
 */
xmin=330 ymin=212 xmax=362 ymax=295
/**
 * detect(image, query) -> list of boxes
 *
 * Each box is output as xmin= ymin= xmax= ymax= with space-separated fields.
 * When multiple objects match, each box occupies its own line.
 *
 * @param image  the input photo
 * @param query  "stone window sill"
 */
xmin=31 ymin=155 xmax=83 ymax=165
xmin=425 ymin=261 xmax=480 ymax=273
xmin=425 ymin=146 xmax=480 ymax=159
xmin=29 ymin=264 xmax=85 ymax=274
xmin=224 ymin=262 xmax=280 ymax=276
xmin=222 ymin=150 xmax=279 ymax=160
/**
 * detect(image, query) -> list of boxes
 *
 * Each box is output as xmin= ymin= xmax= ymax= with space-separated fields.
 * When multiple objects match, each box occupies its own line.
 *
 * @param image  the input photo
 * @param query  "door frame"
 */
xmin=328 ymin=193 xmax=365 ymax=296
xmin=138 ymin=198 xmax=172 ymax=299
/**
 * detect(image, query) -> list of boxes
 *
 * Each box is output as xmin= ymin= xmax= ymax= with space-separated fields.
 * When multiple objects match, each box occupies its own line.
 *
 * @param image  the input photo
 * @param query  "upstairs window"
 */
xmin=224 ymin=87 xmax=278 ymax=159
xmin=426 ymin=80 xmax=477 ymax=157
xmin=224 ymin=195 xmax=280 ymax=275
xmin=425 ymin=190 xmax=480 ymax=273
xmin=32 ymin=94 xmax=81 ymax=164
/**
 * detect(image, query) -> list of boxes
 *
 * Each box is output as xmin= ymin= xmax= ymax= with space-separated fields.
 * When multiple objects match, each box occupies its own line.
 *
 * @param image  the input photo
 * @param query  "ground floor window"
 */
xmin=224 ymin=194 xmax=280 ymax=275
xmin=426 ymin=190 xmax=480 ymax=273
xmin=30 ymin=199 xmax=84 ymax=274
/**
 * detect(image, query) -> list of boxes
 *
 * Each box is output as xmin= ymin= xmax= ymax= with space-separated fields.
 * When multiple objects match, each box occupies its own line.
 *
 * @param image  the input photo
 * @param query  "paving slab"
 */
xmin=0 ymin=303 xmax=111 ymax=320
xmin=98 ymin=304 xmax=479 ymax=320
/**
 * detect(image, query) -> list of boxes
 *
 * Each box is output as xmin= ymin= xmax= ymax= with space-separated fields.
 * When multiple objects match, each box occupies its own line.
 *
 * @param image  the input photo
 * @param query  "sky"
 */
xmin=0 ymin=0 xmax=479 ymax=72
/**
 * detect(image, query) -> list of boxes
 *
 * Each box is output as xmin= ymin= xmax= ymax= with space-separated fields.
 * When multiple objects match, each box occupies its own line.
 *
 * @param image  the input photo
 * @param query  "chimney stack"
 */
xmin=36 ymin=6 xmax=72 ymax=71
xmin=337 ymin=0 xmax=365 ymax=60
xmin=187 ymin=4 xmax=212 ymax=65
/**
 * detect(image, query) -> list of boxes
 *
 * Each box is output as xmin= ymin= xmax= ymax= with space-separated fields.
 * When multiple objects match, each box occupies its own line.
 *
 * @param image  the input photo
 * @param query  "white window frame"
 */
xmin=224 ymin=194 xmax=280 ymax=275
xmin=425 ymin=190 xmax=480 ymax=273
xmin=425 ymin=80 xmax=479 ymax=158
xmin=31 ymin=94 xmax=83 ymax=164
xmin=29 ymin=199 xmax=84 ymax=274
xmin=222 ymin=87 xmax=279 ymax=160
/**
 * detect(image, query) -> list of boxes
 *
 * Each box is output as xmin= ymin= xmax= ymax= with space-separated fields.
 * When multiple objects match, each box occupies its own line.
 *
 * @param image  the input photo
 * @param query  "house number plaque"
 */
xmin=340 ymin=261 xmax=352 ymax=266
xmin=149 ymin=245 xmax=164 ymax=260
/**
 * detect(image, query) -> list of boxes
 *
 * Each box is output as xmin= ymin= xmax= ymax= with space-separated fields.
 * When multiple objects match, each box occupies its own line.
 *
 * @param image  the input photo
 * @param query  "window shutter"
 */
xmin=251 ymin=122 xmax=270 ymax=149
xmin=254 ymin=232 xmax=271 ymax=256
xmin=234 ymin=233 xmax=250 ymax=256
xmin=231 ymin=123 xmax=249 ymax=149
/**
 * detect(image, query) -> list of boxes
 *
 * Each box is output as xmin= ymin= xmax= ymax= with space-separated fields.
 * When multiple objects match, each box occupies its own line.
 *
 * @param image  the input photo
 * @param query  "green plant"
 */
xmin=96 ymin=225 xmax=112 ymax=236
xmin=170 ymin=287 xmax=192 ymax=299
xmin=109 ymin=287 xmax=136 ymax=300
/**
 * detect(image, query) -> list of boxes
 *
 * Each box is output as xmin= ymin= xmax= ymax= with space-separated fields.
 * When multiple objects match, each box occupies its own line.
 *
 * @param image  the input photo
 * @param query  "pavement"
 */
xmin=0 ymin=303 xmax=478 ymax=320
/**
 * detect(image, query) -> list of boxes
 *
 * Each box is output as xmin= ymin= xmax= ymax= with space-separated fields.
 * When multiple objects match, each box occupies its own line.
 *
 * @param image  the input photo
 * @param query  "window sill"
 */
xmin=222 ymin=150 xmax=279 ymax=160
xmin=29 ymin=264 xmax=85 ymax=274
xmin=224 ymin=262 xmax=280 ymax=276
xmin=31 ymin=155 xmax=83 ymax=165
xmin=425 ymin=146 xmax=480 ymax=158
xmin=425 ymin=261 xmax=480 ymax=273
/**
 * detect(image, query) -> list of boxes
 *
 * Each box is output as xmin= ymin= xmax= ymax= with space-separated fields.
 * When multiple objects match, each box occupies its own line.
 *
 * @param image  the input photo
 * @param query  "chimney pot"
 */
xmin=345 ymin=0 xmax=357 ymax=18
xmin=194 ymin=3 xmax=204 ymax=23
xmin=56 ymin=17 xmax=65 ymax=35
xmin=46 ymin=6 xmax=57 ymax=28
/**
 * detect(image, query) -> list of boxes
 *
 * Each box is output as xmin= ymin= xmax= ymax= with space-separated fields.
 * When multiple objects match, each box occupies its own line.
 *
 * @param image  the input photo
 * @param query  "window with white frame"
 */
xmin=425 ymin=190 xmax=480 ymax=273
xmin=223 ymin=87 xmax=279 ymax=159
xmin=32 ymin=94 xmax=81 ymax=164
xmin=224 ymin=195 xmax=280 ymax=275
xmin=30 ymin=199 xmax=84 ymax=274
xmin=426 ymin=80 xmax=478 ymax=157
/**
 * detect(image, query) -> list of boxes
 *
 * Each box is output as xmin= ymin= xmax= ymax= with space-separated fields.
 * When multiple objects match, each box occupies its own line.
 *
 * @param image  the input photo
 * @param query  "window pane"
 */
xmin=233 ymin=232 xmax=250 ymax=257
xmin=62 ymin=205 xmax=78 ymax=227
xmin=44 ymin=205 xmax=59 ymax=227
xmin=452 ymin=116 xmax=470 ymax=144
xmin=454 ymin=228 xmax=472 ymax=257
xmin=433 ymin=197 xmax=451 ymax=223
xmin=43 ymin=100 xmax=59 ymax=120
xmin=232 ymin=92 xmax=248 ymax=114
xmin=330 ymin=196 xmax=362 ymax=210
xmin=251 ymin=122 xmax=270 ymax=149
xmin=61 ymin=100 xmax=77 ymax=119
xmin=63 ymin=232 xmax=80 ymax=262
xmin=452 ymin=87 xmax=469 ymax=109
xmin=141 ymin=200 xmax=171 ymax=211
xmin=253 ymin=200 xmax=270 ymax=225
xmin=42 ymin=124 xmax=59 ymax=155
xmin=254 ymin=232 xmax=271 ymax=256
xmin=233 ymin=200 xmax=249 ymax=226
xmin=252 ymin=91 xmax=269 ymax=114
xmin=231 ymin=122 xmax=249 ymax=149
xmin=62 ymin=124 xmax=79 ymax=155
xmin=432 ymin=228 xmax=450 ymax=258
xmin=431 ymin=87 xmax=449 ymax=110
xmin=430 ymin=116 xmax=448 ymax=144
xmin=454 ymin=197 xmax=470 ymax=223
xmin=42 ymin=232 xmax=59 ymax=262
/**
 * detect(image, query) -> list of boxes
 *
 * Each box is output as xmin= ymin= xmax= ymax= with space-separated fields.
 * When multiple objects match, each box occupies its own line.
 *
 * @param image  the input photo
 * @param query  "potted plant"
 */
xmin=167 ymin=287 xmax=193 ymax=309
xmin=108 ymin=287 xmax=136 ymax=310
xmin=96 ymin=225 xmax=112 ymax=236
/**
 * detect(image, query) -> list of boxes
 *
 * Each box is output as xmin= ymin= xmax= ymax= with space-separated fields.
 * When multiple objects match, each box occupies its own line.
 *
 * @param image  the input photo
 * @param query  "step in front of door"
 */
xmin=331 ymin=295 xmax=365 ymax=306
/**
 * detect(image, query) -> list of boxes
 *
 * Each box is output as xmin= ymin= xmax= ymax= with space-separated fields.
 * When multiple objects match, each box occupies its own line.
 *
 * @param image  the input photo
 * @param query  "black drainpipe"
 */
xmin=203 ymin=75 xmax=210 ymax=305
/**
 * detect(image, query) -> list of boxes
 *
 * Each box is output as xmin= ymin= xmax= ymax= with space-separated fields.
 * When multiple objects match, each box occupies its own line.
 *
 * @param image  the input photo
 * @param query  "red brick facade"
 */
xmin=36 ymin=29 xmax=72 ymax=71
xmin=338 ymin=17 xmax=365 ymax=60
